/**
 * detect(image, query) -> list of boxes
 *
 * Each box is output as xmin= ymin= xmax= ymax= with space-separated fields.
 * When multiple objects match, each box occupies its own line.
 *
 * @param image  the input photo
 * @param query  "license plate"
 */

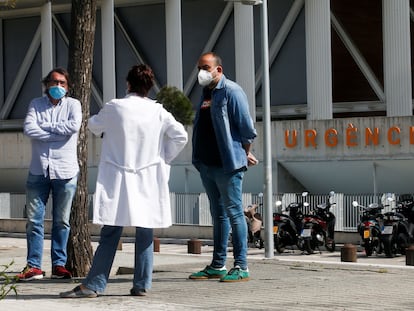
xmin=382 ymin=226 xmax=393 ymax=234
xmin=273 ymin=226 xmax=279 ymax=234
xmin=363 ymin=229 xmax=370 ymax=239
xmin=301 ymin=228 xmax=311 ymax=237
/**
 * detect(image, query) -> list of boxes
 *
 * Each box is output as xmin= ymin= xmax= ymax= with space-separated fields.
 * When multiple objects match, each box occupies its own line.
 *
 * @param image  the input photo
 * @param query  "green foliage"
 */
xmin=0 ymin=261 xmax=18 ymax=300
xmin=156 ymin=86 xmax=194 ymax=126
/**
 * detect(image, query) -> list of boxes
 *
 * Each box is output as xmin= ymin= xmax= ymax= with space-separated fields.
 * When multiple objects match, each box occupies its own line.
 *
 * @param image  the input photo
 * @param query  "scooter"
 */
xmin=244 ymin=203 xmax=264 ymax=249
xmin=273 ymin=192 xmax=307 ymax=253
xmin=298 ymin=191 xmax=336 ymax=254
xmin=228 ymin=201 xmax=264 ymax=249
xmin=396 ymin=194 xmax=414 ymax=239
xmin=353 ymin=200 xmax=385 ymax=257
xmin=381 ymin=198 xmax=411 ymax=257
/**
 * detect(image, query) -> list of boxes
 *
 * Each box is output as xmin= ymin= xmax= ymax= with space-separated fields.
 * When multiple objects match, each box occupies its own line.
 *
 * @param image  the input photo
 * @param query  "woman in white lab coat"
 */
xmin=60 ymin=64 xmax=188 ymax=299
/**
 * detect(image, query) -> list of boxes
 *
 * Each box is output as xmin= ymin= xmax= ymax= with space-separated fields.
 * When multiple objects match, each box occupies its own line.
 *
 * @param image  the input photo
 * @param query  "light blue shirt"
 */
xmin=24 ymin=95 xmax=82 ymax=179
xmin=192 ymin=75 xmax=257 ymax=173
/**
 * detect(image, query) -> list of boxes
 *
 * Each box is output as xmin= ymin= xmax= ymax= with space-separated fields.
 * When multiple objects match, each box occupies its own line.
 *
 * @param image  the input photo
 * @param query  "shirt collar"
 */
xmin=215 ymin=74 xmax=226 ymax=90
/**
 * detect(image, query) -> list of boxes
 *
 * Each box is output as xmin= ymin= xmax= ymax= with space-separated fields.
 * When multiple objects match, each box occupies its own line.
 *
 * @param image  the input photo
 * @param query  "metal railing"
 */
xmin=4 ymin=192 xmax=408 ymax=232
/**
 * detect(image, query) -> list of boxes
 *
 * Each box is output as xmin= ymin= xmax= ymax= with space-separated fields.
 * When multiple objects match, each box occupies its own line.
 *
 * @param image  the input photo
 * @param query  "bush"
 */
xmin=0 ymin=261 xmax=18 ymax=300
xmin=156 ymin=86 xmax=194 ymax=126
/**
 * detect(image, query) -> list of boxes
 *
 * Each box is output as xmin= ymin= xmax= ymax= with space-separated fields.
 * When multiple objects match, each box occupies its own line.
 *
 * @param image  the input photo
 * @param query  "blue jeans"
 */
xmin=83 ymin=225 xmax=154 ymax=293
xmin=25 ymin=172 xmax=78 ymax=269
xmin=199 ymin=164 xmax=247 ymax=270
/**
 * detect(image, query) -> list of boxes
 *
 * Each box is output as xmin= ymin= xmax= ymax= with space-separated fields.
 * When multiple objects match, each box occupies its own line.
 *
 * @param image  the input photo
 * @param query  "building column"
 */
xmin=165 ymin=0 xmax=183 ymax=90
xmin=101 ymin=0 xmax=116 ymax=103
xmin=234 ymin=3 xmax=256 ymax=121
xmin=40 ymin=1 xmax=53 ymax=76
xmin=383 ymin=0 xmax=412 ymax=117
xmin=0 ymin=18 xmax=3 ymax=107
xmin=305 ymin=0 xmax=332 ymax=120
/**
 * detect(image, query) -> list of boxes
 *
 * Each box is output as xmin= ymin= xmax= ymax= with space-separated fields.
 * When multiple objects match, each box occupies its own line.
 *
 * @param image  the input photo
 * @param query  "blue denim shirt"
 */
xmin=192 ymin=75 xmax=257 ymax=173
xmin=24 ymin=95 xmax=82 ymax=179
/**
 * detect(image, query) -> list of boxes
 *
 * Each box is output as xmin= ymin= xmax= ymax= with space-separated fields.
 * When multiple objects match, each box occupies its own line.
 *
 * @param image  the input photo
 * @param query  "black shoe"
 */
xmin=130 ymin=288 xmax=147 ymax=296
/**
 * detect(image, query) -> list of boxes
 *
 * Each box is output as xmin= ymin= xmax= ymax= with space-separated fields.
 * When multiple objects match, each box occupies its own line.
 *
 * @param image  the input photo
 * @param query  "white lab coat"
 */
xmin=88 ymin=94 xmax=188 ymax=228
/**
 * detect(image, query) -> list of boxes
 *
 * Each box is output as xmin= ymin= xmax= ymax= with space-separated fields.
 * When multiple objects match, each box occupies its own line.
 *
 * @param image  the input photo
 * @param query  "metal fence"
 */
xmin=5 ymin=192 xmax=407 ymax=233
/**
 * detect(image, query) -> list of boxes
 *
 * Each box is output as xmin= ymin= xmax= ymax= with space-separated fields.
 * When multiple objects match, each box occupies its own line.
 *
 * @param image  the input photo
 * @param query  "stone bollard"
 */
xmin=405 ymin=245 xmax=414 ymax=266
xmin=153 ymin=237 xmax=160 ymax=252
xmin=117 ymin=239 xmax=123 ymax=251
xmin=341 ymin=243 xmax=357 ymax=262
xmin=187 ymin=238 xmax=202 ymax=254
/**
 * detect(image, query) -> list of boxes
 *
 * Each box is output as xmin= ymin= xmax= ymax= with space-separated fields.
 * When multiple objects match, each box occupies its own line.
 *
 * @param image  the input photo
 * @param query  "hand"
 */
xmin=247 ymin=152 xmax=258 ymax=166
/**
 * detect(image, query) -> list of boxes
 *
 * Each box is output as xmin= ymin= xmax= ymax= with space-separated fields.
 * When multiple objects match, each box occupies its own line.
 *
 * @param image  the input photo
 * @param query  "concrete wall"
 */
xmin=3 ymin=115 xmax=414 ymax=195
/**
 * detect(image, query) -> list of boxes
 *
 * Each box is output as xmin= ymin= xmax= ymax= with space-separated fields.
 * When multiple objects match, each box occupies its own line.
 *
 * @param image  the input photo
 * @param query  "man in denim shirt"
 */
xmin=189 ymin=52 xmax=258 ymax=282
xmin=17 ymin=67 xmax=82 ymax=281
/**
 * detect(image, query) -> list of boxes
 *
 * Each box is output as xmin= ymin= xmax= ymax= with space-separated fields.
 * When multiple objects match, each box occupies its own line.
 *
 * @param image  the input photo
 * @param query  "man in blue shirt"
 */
xmin=17 ymin=67 xmax=82 ymax=281
xmin=189 ymin=52 xmax=258 ymax=282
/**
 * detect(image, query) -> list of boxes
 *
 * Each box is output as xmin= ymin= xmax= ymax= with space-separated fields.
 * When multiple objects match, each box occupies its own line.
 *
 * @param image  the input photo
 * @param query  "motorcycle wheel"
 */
xmin=383 ymin=235 xmax=397 ymax=258
xmin=374 ymin=238 xmax=383 ymax=254
xmin=274 ymin=234 xmax=286 ymax=254
xmin=297 ymin=238 xmax=305 ymax=252
xmin=253 ymin=237 xmax=264 ymax=249
xmin=303 ymin=239 xmax=314 ymax=255
xmin=259 ymin=239 xmax=264 ymax=249
xmin=325 ymin=239 xmax=335 ymax=252
xmin=398 ymin=232 xmax=409 ymax=255
xmin=364 ymin=241 xmax=373 ymax=257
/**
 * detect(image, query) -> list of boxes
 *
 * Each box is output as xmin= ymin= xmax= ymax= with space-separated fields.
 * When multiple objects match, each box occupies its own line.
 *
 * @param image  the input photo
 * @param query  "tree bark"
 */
xmin=66 ymin=0 xmax=97 ymax=277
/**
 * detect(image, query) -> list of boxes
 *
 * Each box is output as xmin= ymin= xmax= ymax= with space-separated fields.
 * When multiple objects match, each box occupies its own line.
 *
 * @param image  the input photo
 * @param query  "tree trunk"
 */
xmin=66 ymin=0 xmax=97 ymax=277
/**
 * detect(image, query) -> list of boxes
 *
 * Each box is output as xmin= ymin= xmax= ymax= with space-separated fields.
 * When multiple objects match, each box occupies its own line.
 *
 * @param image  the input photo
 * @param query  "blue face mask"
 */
xmin=48 ymin=85 xmax=67 ymax=100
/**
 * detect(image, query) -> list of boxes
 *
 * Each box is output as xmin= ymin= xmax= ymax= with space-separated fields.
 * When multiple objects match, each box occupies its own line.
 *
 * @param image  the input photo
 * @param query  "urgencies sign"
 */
xmin=274 ymin=116 xmax=414 ymax=159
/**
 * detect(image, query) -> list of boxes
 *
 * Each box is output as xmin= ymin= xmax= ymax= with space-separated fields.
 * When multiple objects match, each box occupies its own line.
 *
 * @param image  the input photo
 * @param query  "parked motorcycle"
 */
xmin=273 ymin=192 xmax=307 ymax=253
xmin=244 ymin=203 xmax=264 ymax=249
xmin=353 ymin=200 xmax=385 ymax=257
xmin=229 ymin=201 xmax=264 ymax=249
xmin=298 ymin=191 xmax=336 ymax=254
xmin=396 ymin=194 xmax=414 ymax=238
xmin=381 ymin=197 xmax=411 ymax=257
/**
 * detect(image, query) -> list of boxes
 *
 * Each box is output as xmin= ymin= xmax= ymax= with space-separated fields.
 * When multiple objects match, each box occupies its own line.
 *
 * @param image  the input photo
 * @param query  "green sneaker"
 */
xmin=220 ymin=266 xmax=250 ymax=282
xmin=189 ymin=265 xmax=227 ymax=280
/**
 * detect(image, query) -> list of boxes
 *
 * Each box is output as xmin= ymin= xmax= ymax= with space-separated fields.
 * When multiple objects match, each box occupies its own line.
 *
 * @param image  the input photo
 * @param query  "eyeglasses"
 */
xmin=50 ymin=79 xmax=67 ymax=85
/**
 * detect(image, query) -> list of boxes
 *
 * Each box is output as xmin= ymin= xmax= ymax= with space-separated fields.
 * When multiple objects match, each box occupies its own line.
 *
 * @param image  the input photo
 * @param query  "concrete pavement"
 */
xmin=1 ymin=235 xmax=414 ymax=310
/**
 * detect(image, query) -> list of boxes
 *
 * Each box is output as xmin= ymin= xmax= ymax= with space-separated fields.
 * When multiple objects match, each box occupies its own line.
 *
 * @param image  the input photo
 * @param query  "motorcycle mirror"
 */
xmin=352 ymin=201 xmax=359 ymax=207
xmin=301 ymin=191 xmax=308 ymax=197
xmin=304 ymin=202 xmax=309 ymax=207
xmin=275 ymin=200 xmax=282 ymax=207
xmin=258 ymin=192 xmax=263 ymax=198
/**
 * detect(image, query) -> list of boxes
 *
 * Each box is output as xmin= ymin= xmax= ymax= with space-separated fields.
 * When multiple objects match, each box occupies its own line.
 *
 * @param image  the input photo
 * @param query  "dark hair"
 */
xmin=42 ymin=67 xmax=71 ymax=88
xmin=201 ymin=52 xmax=223 ymax=67
xmin=126 ymin=64 xmax=155 ymax=97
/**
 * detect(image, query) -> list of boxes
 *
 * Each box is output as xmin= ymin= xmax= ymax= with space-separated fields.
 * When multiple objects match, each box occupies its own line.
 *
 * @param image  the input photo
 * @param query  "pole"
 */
xmin=260 ymin=0 xmax=274 ymax=258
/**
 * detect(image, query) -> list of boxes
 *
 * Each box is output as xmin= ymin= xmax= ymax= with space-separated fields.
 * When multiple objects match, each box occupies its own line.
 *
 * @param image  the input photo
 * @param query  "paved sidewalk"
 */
xmin=1 ymin=236 xmax=414 ymax=310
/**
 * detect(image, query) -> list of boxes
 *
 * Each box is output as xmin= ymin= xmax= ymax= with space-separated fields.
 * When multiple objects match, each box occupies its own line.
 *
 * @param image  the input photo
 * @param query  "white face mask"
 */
xmin=198 ymin=68 xmax=216 ymax=86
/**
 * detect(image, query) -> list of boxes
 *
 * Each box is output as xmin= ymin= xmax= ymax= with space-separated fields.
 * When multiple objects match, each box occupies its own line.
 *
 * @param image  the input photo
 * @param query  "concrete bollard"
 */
xmin=341 ymin=243 xmax=357 ymax=262
xmin=153 ymin=237 xmax=160 ymax=252
xmin=405 ymin=245 xmax=414 ymax=266
xmin=187 ymin=238 xmax=202 ymax=254
xmin=117 ymin=239 xmax=123 ymax=251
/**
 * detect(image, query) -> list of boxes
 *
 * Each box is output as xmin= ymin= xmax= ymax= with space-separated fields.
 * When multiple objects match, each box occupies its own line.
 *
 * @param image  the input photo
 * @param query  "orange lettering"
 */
xmin=411 ymin=127 xmax=414 ymax=144
xmin=388 ymin=127 xmax=400 ymax=145
xmin=284 ymin=130 xmax=297 ymax=148
xmin=305 ymin=129 xmax=317 ymax=148
xmin=325 ymin=128 xmax=338 ymax=147
xmin=281 ymin=125 xmax=413 ymax=149
xmin=346 ymin=124 xmax=358 ymax=147
xmin=365 ymin=128 xmax=379 ymax=146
